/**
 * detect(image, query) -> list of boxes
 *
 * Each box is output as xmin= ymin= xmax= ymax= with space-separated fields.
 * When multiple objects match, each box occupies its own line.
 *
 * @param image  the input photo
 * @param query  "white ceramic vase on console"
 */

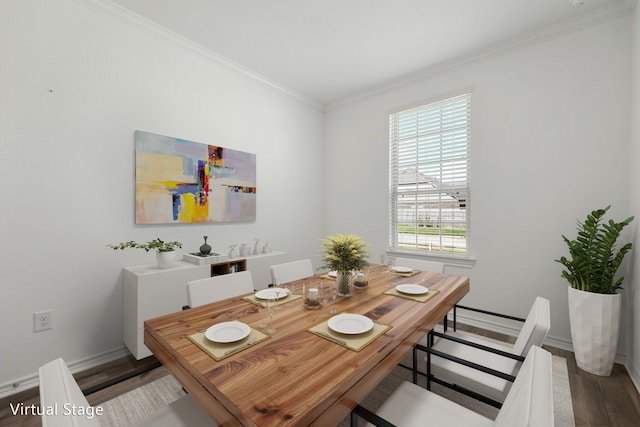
xmin=156 ymin=251 xmax=176 ymax=269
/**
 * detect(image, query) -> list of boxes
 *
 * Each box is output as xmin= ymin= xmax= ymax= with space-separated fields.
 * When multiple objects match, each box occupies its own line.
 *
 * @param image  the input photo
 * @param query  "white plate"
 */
xmin=328 ymin=314 xmax=374 ymax=335
xmin=328 ymin=270 xmax=337 ymax=277
xmin=255 ymin=288 xmax=290 ymax=300
xmin=392 ymin=266 xmax=413 ymax=273
xmin=396 ymin=284 xmax=429 ymax=295
xmin=205 ymin=321 xmax=250 ymax=343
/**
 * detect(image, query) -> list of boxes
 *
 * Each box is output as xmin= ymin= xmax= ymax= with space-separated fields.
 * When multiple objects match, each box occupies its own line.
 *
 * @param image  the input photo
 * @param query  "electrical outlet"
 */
xmin=34 ymin=310 xmax=52 ymax=332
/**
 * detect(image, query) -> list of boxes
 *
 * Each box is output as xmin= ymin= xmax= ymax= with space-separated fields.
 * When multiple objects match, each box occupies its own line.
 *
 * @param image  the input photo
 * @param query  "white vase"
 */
xmin=156 ymin=250 xmax=176 ymax=269
xmin=568 ymin=286 xmax=621 ymax=376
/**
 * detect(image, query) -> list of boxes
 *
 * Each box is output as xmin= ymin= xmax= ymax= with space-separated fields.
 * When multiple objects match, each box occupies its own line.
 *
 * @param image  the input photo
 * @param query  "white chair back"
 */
xmin=39 ymin=358 xmax=101 ymax=427
xmin=494 ymin=346 xmax=554 ymax=427
xmin=427 ymin=296 xmax=551 ymax=401
xmin=39 ymin=358 xmax=217 ymax=427
xmin=512 ymin=297 xmax=551 ymax=356
xmin=366 ymin=346 xmax=553 ymax=427
xmin=187 ymin=271 xmax=254 ymax=308
xmin=393 ymin=257 xmax=444 ymax=273
xmin=270 ymin=259 xmax=314 ymax=285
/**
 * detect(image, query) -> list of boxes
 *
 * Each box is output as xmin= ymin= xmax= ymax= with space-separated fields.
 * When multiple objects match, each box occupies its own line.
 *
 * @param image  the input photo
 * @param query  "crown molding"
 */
xmin=79 ymin=0 xmax=323 ymax=111
xmin=326 ymin=1 xmax=636 ymax=111
xmin=78 ymin=0 xmax=635 ymax=113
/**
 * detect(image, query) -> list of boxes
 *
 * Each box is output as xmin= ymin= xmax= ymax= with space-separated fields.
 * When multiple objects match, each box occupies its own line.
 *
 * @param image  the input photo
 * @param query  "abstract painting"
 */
xmin=135 ymin=130 xmax=256 ymax=224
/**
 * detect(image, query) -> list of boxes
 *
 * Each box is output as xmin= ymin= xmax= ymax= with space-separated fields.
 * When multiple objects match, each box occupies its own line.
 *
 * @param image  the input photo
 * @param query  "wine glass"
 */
xmin=273 ymin=283 xmax=283 ymax=311
xmin=329 ymin=286 xmax=338 ymax=314
xmin=266 ymin=292 xmax=277 ymax=335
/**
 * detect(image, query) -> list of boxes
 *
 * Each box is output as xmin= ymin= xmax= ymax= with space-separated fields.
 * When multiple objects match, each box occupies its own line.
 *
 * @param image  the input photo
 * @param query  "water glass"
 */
xmin=266 ymin=292 xmax=277 ymax=334
xmin=257 ymin=303 xmax=267 ymax=329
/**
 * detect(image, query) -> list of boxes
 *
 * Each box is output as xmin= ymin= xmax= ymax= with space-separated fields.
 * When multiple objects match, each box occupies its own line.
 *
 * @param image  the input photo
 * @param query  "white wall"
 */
xmin=325 ymin=16 xmax=633 ymax=353
xmin=0 ymin=0 xmax=324 ymax=393
xmin=627 ymin=3 xmax=640 ymax=390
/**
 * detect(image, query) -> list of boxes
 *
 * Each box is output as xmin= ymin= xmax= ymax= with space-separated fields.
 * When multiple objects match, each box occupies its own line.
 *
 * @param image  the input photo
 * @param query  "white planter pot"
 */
xmin=568 ymin=286 xmax=621 ymax=376
xmin=156 ymin=251 xmax=176 ymax=269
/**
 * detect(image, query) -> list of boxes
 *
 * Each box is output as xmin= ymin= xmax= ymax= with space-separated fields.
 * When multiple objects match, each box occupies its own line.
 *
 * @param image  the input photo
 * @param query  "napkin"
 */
xmin=384 ymin=287 xmax=440 ymax=303
xmin=188 ymin=326 xmax=270 ymax=361
xmin=308 ymin=317 xmax=392 ymax=352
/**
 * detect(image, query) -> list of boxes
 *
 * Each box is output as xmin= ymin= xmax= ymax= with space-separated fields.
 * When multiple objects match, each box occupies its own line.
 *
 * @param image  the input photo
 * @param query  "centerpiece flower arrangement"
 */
xmin=319 ymin=233 xmax=370 ymax=296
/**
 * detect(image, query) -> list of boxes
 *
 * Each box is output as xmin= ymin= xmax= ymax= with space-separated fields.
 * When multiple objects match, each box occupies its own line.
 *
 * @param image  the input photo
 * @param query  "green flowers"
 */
xmin=319 ymin=234 xmax=370 ymax=272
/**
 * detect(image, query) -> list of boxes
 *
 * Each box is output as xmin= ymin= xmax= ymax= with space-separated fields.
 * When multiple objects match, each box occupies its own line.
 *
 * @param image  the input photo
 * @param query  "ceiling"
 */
xmin=110 ymin=0 xmax=634 ymax=107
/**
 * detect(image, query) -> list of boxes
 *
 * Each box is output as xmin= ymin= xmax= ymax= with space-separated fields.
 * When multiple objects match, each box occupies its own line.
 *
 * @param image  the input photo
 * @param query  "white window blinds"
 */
xmin=389 ymin=93 xmax=470 ymax=256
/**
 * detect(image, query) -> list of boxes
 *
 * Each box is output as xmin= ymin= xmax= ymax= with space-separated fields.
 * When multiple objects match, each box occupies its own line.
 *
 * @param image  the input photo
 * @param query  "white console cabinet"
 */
xmin=123 ymin=261 xmax=209 ymax=359
xmin=122 ymin=251 xmax=287 ymax=359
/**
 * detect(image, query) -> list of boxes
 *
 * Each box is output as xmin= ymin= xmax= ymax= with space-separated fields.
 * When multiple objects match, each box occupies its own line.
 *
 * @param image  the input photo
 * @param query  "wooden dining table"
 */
xmin=144 ymin=264 xmax=469 ymax=426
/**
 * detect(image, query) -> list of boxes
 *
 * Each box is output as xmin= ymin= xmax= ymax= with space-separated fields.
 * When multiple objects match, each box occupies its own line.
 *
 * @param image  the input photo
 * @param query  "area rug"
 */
xmin=99 ymin=355 xmax=574 ymax=426
xmin=99 ymin=374 xmax=186 ymax=426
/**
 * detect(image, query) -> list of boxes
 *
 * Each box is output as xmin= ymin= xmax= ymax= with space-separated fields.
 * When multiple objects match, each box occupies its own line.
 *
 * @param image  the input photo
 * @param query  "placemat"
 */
xmin=242 ymin=292 xmax=303 ymax=306
xmin=384 ymin=287 xmax=440 ymax=303
xmin=392 ymin=269 xmax=421 ymax=278
xmin=308 ymin=317 xmax=392 ymax=352
xmin=188 ymin=326 xmax=270 ymax=361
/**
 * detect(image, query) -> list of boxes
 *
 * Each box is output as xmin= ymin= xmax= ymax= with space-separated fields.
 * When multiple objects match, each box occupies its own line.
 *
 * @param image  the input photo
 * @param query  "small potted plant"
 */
xmin=555 ymin=205 xmax=633 ymax=375
xmin=319 ymin=234 xmax=370 ymax=296
xmin=108 ymin=238 xmax=183 ymax=269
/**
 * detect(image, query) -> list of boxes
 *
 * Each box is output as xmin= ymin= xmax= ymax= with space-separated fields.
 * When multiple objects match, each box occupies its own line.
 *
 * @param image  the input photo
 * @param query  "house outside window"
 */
xmin=389 ymin=93 xmax=471 ymax=257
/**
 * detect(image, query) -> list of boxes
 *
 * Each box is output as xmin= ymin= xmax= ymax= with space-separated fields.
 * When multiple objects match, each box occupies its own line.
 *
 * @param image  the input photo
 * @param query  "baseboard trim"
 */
xmin=625 ymin=360 xmax=640 ymax=395
xmin=0 ymin=346 xmax=130 ymax=399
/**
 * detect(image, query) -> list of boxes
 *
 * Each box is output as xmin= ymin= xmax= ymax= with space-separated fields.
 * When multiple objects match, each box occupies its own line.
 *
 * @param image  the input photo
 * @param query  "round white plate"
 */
xmin=255 ymin=288 xmax=290 ymax=300
xmin=205 ymin=321 xmax=250 ymax=343
xmin=396 ymin=284 xmax=429 ymax=295
xmin=328 ymin=314 xmax=374 ymax=335
xmin=392 ymin=266 xmax=413 ymax=273
xmin=328 ymin=270 xmax=337 ymax=277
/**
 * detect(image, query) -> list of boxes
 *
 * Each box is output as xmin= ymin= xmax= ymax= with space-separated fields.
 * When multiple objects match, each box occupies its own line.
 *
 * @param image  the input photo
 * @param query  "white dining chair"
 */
xmin=392 ymin=257 xmax=444 ymax=273
xmin=422 ymin=296 xmax=551 ymax=406
xmin=187 ymin=270 xmax=254 ymax=308
xmin=270 ymin=259 xmax=314 ymax=285
xmin=352 ymin=345 xmax=553 ymax=427
xmin=38 ymin=358 xmax=217 ymax=426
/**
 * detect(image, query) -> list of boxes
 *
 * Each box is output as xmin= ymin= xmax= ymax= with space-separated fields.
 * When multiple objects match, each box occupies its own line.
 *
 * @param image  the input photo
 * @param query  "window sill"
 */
xmin=386 ymin=248 xmax=476 ymax=269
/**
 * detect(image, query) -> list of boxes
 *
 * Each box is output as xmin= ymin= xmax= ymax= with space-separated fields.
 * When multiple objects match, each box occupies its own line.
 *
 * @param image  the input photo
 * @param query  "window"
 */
xmin=389 ymin=93 xmax=470 ymax=257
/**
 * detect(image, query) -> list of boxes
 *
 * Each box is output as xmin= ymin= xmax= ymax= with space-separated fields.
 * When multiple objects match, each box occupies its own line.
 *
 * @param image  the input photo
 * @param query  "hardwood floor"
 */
xmin=0 ymin=355 xmax=161 ymax=427
xmin=458 ymin=323 xmax=640 ymax=427
xmin=2 ymin=326 xmax=639 ymax=426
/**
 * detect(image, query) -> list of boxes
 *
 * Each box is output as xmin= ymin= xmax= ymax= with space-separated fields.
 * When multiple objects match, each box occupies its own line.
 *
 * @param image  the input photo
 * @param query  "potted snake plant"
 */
xmin=555 ymin=206 xmax=633 ymax=375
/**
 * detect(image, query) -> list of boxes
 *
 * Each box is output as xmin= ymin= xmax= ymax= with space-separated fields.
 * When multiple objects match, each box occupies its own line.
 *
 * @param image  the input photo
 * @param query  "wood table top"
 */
xmin=144 ymin=264 xmax=469 ymax=426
